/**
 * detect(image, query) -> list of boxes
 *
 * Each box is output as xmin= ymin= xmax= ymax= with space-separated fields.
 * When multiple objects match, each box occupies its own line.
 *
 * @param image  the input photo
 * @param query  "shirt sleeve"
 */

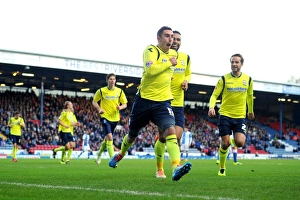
xmin=120 ymin=89 xmax=128 ymax=104
xmin=247 ymin=78 xmax=254 ymax=113
xmin=185 ymin=56 xmax=192 ymax=82
xmin=209 ymin=77 xmax=224 ymax=109
xmin=93 ymin=89 xmax=101 ymax=102
xmin=143 ymin=46 xmax=173 ymax=77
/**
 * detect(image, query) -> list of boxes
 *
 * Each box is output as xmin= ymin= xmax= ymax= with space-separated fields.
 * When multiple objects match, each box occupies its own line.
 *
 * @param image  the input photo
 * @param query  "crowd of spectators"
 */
xmin=0 ymin=90 xmax=299 ymax=155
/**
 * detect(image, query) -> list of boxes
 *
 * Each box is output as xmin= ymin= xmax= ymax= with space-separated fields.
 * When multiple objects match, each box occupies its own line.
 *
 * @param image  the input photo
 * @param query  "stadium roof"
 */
xmin=0 ymin=49 xmax=299 ymax=116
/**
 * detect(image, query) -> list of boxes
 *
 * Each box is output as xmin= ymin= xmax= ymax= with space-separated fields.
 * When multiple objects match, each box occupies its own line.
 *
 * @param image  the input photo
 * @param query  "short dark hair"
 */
xmin=14 ymin=111 xmax=20 ymax=115
xmin=106 ymin=73 xmax=116 ymax=81
xmin=157 ymin=26 xmax=172 ymax=37
xmin=230 ymin=54 xmax=244 ymax=64
xmin=173 ymin=30 xmax=181 ymax=35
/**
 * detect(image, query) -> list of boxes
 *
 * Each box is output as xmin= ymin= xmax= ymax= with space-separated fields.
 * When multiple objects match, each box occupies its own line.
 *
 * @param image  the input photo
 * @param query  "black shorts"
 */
xmin=61 ymin=132 xmax=74 ymax=145
xmin=129 ymin=95 xmax=175 ymax=137
xmin=172 ymin=106 xmax=184 ymax=129
xmin=217 ymin=115 xmax=246 ymax=137
xmin=10 ymin=135 xmax=21 ymax=145
xmin=100 ymin=118 xmax=118 ymax=135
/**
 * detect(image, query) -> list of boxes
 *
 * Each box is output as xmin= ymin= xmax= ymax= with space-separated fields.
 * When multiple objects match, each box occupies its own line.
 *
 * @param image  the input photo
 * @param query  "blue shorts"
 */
xmin=61 ymin=132 xmax=74 ymax=145
xmin=172 ymin=106 xmax=184 ymax=129
xmin=129 ymin=95 xmax=175 ymax=137
xmin=217 ymin=115 xmax=246 ymax=137
xmin=100 ymin=118 xmax=118 ymax=135
xmin=10 ymin=135 xmax=21 ymax=145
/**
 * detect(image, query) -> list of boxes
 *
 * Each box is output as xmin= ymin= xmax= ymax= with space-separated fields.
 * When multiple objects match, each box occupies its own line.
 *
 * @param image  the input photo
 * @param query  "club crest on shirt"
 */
xmin=180 ymin=60 xmax=185 ymax=66
xmin=243 ymin=80 xmax=247 ymax=86
xmin=146 ymin=61 xmax=153 ymax=68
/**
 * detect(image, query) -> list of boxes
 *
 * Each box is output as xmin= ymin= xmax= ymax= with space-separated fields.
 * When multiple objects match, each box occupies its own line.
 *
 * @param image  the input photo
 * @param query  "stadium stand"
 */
xmin=0 ymin=90 xmax=299 ymax=156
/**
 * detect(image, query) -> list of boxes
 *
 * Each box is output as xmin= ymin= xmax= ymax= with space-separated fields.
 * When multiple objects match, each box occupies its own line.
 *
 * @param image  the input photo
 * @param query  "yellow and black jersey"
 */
xmin=59 ymin=110 xmax=76 ymax=133
xmin=8 ymin=117 xmax=25 ymax=136
xmin=209 ymin=72 xmax=254 ymax=118
xmin=139 ymin=45 xmax=177 ymax=101
xmin=171 ymin=51 xmax=192 ymax=107
xmin=93 ymin=86 xmax=127 ymax=122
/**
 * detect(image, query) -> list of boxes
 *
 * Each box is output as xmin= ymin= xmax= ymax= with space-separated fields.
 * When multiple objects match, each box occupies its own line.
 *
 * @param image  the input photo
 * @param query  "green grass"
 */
xmin=0 ymin=158 xmax=299 ymax=200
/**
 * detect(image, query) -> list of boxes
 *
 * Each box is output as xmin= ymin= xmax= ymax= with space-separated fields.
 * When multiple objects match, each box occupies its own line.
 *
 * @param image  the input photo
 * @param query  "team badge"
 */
xmin=146 ymin=61 xmax=153 ymax=68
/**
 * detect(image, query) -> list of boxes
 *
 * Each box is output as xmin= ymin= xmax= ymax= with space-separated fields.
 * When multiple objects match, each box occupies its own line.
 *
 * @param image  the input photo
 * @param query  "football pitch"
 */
xmin=0 ymin=158 xmax=299 ymax=200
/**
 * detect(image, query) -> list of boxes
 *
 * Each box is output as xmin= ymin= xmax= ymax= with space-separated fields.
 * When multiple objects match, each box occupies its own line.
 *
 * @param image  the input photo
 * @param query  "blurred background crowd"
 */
xmin=1 ymin=90 xmax=299 ymax=155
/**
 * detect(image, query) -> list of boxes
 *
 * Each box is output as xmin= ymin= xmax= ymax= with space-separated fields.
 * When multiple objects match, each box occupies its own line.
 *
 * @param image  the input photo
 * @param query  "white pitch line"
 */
xmin=0 ymin=181 xmax=241 ymax=200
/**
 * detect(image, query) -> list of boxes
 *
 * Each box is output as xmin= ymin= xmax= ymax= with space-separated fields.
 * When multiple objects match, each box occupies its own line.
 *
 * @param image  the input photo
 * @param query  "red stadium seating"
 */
xmin=28 ymin=145 xmax=60 ymax=154
xmin=237 ymin=145 xmax=269 ymax=154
